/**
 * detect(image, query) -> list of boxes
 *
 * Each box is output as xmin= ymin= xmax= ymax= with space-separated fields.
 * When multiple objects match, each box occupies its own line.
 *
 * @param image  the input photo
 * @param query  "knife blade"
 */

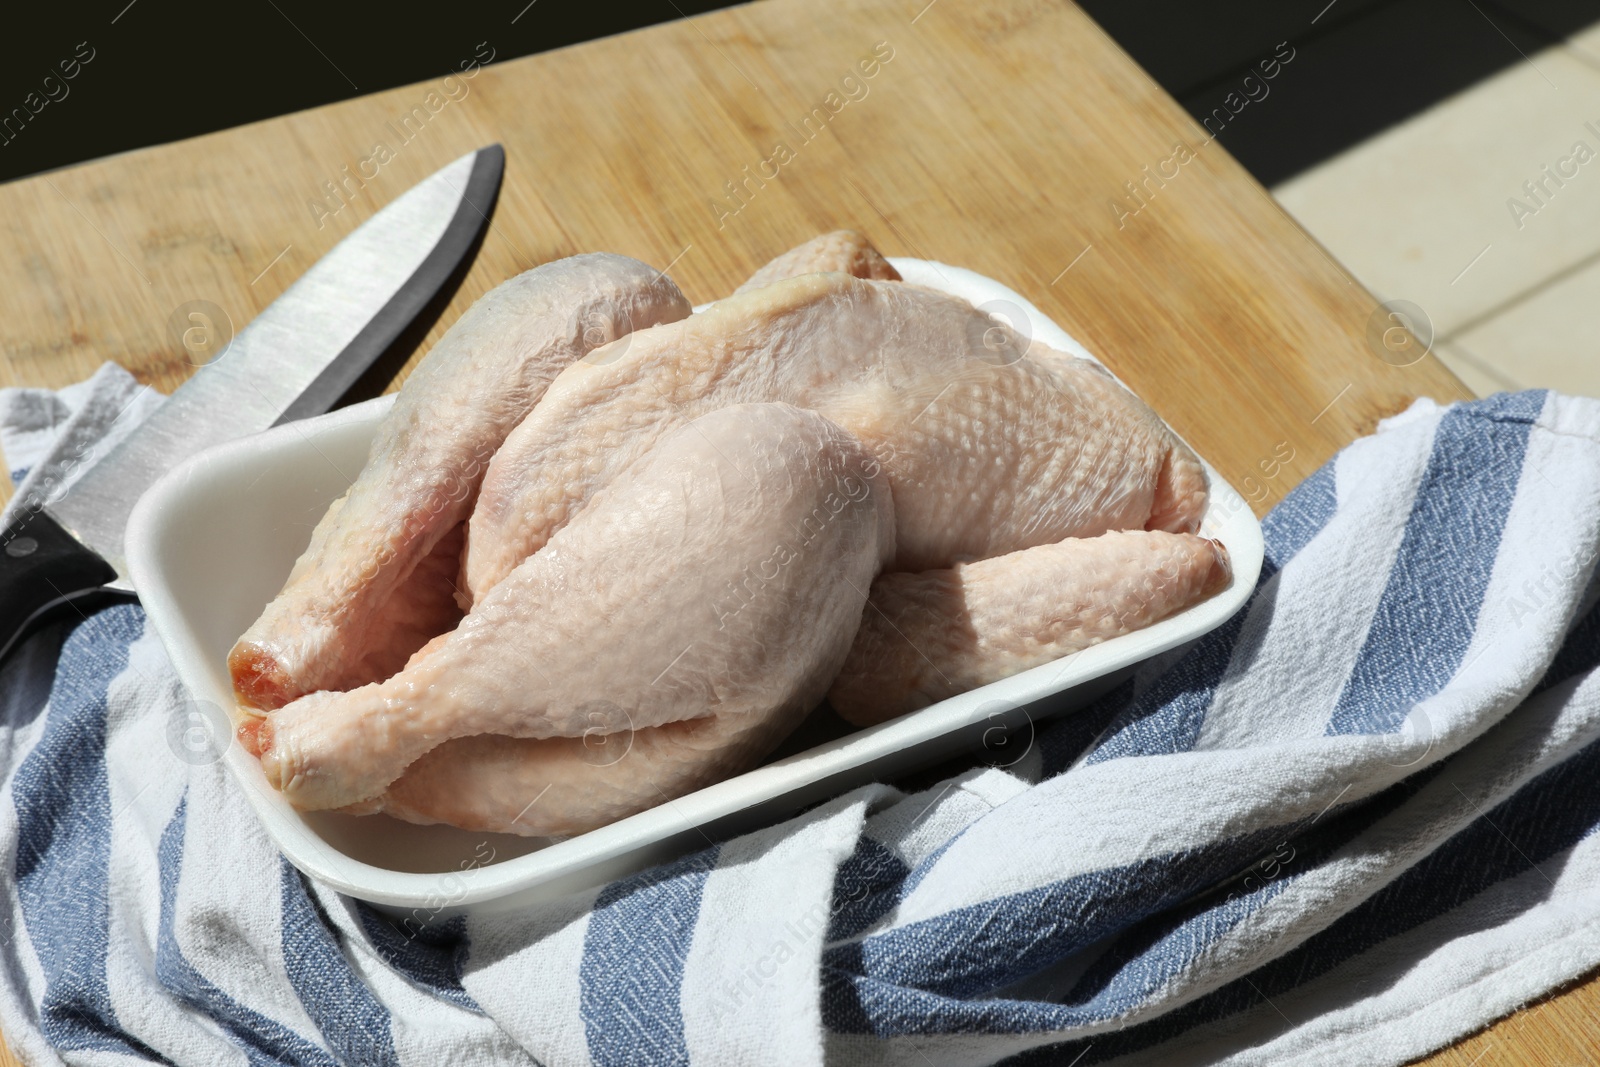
xmin=0 ymin=144 xmax=505 ymax=661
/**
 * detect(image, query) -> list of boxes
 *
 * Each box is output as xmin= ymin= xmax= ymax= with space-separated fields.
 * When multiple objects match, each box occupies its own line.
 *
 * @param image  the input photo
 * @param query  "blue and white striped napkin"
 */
xmin=2 ymin=366 xmax=1598 ymax=1067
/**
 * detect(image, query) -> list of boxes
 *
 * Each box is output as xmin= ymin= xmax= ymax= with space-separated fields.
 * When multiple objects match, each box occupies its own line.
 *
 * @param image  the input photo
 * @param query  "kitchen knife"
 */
xmin=0 ymin=144 xmax=505 ymax=661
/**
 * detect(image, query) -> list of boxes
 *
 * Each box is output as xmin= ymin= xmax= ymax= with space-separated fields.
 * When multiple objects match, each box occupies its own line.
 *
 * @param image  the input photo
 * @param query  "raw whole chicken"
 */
xmin=233 ymin=232 xmax=1230 ymax=836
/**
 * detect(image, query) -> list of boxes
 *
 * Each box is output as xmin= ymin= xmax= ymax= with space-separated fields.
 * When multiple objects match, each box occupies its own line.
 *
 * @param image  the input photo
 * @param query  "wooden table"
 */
xmin=0 ymin=0 xmax=1591 ymax=1061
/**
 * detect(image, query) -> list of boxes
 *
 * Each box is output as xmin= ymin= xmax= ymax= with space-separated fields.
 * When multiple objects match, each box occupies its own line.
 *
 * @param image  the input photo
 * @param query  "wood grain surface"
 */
xmin=0 ymin=0 xmax=1587 ymax=1061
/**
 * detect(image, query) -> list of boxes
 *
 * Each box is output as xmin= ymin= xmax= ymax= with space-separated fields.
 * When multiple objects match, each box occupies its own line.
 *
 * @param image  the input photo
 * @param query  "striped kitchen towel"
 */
xmin=1 ymin=369 xmax=1599 ymax=1066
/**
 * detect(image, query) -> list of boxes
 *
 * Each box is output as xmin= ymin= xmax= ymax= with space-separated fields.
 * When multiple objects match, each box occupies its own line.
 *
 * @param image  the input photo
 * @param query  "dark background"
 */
xmin=2 ymin=0 xmax=1599 ymax=188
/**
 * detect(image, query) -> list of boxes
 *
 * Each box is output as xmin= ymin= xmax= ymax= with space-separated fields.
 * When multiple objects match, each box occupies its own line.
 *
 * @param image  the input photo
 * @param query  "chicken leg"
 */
xmin=230 ymin=254 xmax=691 ymax=709
xmin=252 ymin=402 xmax=893 ymax=811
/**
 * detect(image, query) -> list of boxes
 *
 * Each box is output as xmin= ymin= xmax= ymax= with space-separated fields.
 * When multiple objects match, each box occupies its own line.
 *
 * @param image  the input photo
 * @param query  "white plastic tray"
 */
xmin=125 ymin=259 xmax=1263 ymax=919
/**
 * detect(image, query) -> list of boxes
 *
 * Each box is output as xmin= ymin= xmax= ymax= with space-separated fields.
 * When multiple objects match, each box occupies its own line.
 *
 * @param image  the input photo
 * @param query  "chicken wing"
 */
xmin=829 ymin=530 xmax=1231 ymax=725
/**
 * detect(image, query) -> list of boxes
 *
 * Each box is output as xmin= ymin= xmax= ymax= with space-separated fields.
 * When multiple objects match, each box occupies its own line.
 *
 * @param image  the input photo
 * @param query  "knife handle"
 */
xmin=0 ymin=509 xmax=123 ymax=661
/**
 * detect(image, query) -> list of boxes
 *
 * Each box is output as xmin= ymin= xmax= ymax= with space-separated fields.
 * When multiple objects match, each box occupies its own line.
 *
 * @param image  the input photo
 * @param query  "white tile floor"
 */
xmin=1272 ymin=27 xmax=1600 ymax=400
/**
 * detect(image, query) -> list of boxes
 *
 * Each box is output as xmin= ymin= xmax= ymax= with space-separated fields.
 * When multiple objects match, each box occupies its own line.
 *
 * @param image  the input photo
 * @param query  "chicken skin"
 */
xmin=734 ymin=229 xmax=901 ymax=293
xmin=253 ymin=403 xmax=893 ymax=814
xmin=461 ymin=272 xmax=1205 ymax=603
xmin=234 ymin=234 xmax=1231 ymax=837
xmin=229 ymin=254 xmax=691 ymax=710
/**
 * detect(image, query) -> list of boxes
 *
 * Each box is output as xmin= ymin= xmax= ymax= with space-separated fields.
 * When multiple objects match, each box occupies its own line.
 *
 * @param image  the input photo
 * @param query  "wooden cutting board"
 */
xmin=0 ymin=0 xmax=1590 ymax=1062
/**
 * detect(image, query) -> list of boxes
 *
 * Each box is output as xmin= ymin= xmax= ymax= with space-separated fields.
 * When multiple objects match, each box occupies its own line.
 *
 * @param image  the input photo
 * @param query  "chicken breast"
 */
xmin=229 ymin=254 xmax=691 ymax=710
xmin=461 ymin=272 xmax=1205 ymax=602
xmin=251 ymin=403 xmax=893 ymax=811
xmin=734 ymin=230 xmax=901 ymax=294
xmin=829 ymin=530 xmax=1232 ymax=724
